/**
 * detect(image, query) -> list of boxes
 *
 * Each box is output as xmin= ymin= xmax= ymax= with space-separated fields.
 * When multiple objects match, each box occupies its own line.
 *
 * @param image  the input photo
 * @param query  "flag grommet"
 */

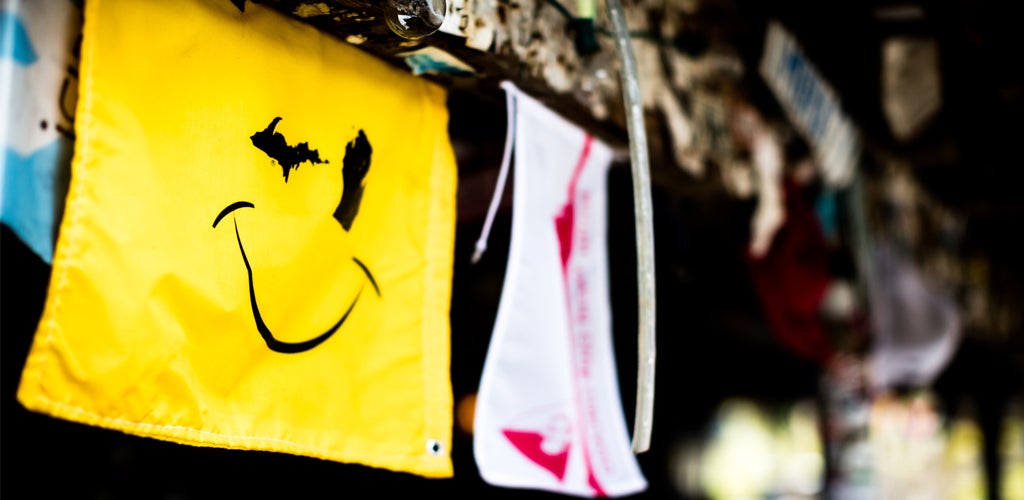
xmin=426 ymin=439 xmax=444 ymax=456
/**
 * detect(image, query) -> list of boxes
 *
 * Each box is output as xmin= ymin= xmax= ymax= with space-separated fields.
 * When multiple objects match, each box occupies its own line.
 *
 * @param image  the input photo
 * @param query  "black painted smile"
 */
xmin=213 ymin=201 xmax=380 ymax=354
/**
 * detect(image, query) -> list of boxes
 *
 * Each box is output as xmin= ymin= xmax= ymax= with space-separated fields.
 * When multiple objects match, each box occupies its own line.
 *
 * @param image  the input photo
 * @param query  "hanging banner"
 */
xmin=0 ymin=0 xmax=81 ymax=263
xmin=17 ymin=0 xmax=456 ymax=478
xmin=746 ymin=180 xmax=834 ymax=365
xmin=473 ymin=85 xmax=647 ymax=497
xmin=866 ymin=241 xmax=961 ymax=392
xmin=760 ymin=20 xmax=860 ymax=188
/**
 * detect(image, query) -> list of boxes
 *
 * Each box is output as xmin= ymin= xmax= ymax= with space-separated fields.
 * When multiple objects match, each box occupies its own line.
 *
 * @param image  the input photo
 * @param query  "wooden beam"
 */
xmin=257 ymin=0 xmax=630 ymax=145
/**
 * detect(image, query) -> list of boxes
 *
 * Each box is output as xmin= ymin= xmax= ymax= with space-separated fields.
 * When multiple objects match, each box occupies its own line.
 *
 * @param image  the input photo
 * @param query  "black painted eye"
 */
xmin=247 ymin=118 xmax=371 ymax=231
xmin=250 ymin=117 xmax=327 ymax=182
xmin=334 ymin=130 xmax=372 ymax=231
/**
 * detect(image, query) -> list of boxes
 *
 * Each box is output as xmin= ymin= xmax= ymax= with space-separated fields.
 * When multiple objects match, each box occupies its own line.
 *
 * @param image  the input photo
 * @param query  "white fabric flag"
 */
xmin=473 ymin=85 xmax=648 ymax=498
xmin=866 ymin=241 xmax=961 ymax=393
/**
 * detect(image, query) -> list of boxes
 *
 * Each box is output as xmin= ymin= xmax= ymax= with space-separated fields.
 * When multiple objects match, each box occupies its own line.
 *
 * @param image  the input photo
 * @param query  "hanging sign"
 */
xmin=760 ymin=20 xmax=861 ymax=188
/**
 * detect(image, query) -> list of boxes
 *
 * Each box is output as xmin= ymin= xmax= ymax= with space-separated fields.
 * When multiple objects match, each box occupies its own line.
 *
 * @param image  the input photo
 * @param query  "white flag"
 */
xmin=473 ymin=85 xmax=648 ymax=498
xmin=867 ymin=241 xmax=961 ymax=392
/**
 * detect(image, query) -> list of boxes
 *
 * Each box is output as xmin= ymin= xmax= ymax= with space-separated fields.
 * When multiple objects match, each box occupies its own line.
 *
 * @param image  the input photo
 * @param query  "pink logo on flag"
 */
xmin=502 ymin=413 xmax=573 ymax=481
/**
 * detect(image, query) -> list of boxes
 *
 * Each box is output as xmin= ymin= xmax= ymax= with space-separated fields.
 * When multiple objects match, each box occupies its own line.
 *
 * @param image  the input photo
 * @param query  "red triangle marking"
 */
xmin=502 ymin=429 xmax=570 ymax=481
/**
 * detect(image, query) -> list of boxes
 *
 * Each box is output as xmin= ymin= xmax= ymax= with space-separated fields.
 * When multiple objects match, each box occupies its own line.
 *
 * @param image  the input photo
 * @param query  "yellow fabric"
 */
xmin=17 ymin=0 xmax=456 ymax=478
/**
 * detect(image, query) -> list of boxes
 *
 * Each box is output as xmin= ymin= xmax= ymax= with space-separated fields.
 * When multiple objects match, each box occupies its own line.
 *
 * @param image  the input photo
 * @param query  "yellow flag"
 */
xmin=17 ymin=0 xmax=456 ymax=478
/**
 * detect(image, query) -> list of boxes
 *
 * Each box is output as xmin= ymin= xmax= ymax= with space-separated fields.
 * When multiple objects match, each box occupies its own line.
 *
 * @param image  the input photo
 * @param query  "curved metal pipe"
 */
xmin=604 ymin=0 xmax=656 ymax=454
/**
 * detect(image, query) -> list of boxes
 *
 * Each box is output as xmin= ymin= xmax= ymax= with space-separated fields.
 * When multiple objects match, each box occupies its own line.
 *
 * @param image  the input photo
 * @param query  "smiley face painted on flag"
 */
xmin=211 ymin=118 xmax=380 ymax=354
xmin=17 ymin=0 xmax=456 ymax=478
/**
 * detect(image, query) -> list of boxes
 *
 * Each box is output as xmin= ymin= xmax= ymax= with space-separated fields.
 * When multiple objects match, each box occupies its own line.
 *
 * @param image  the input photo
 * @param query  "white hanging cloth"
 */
xmin=866 ymin=241 xmax=961 ymax=393
xmin=472 ymin=82 xmax=648 ymax=498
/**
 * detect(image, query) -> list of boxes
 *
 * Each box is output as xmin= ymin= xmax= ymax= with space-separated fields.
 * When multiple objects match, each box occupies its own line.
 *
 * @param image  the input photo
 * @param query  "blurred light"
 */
xmin=1003 ymin=401 xmax=1024 ymax=500
xmin=701 ymin=399 xmax=777 ymax=499
xmin=944 ymin=414 xmax=985 ymax=500
xmin=868 ymin=391 xmax=985 ymax=499
xmin=779 ymin=401 xmax=825 ymax=496
xmin=697 ymin=398 xmax=824 ymax=499
xmin=781 ymin=452 xmax=824 ymax=496
xmin=456 ymin=393 xmax=476 ymax=435
xmin=668 ymin=438 xmax=704 ymax=498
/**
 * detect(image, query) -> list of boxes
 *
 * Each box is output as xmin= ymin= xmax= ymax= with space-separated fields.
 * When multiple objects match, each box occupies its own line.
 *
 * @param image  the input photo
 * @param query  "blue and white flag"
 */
xmin=1 ymin=0 xmax=81 ymax=263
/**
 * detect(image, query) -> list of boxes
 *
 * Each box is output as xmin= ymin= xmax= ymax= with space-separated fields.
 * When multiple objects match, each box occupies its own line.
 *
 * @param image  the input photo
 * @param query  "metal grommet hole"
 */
xmin=426 ymin=439 xmax=443 ymax=456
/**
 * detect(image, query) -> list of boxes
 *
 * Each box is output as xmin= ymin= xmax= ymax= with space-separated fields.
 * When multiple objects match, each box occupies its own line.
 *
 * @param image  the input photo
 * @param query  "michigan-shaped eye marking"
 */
xmin=249 ymin=116 xmax=327 ymax=182
xmin=212 ymin=119 xmax=379 ymax=354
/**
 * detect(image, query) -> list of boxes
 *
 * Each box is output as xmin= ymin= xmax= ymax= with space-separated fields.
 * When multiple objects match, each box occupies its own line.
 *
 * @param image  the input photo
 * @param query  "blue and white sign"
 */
xmin=760 ymin=20 xmax=860 ymax=188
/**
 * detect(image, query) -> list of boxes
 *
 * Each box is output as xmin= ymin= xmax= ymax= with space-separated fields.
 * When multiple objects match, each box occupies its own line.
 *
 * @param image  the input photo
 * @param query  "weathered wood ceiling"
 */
xmin=257 ymin=0 xmax=1024 ymax=346
xmin=256 ymin=0 xmax=1024 ymax=206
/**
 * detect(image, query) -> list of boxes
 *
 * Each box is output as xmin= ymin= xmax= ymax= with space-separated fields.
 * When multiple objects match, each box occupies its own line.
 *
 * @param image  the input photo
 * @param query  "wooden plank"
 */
xmin=257 ymin=0 xmax=632 ymax=146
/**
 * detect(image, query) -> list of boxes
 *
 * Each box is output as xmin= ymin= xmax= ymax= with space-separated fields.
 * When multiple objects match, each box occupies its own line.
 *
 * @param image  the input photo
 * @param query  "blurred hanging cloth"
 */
xmin=473 ymin=84 xmax=647 ymax=498
xmin=0 ymin=0 xmax=81 ymax=263
xmin=746 ymin=180 xmax=834 ymax=365
xmin=17 ymin=0 xmax=457 ymax=478
xmin=866 ymin=241 xmax=960 ymax=392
